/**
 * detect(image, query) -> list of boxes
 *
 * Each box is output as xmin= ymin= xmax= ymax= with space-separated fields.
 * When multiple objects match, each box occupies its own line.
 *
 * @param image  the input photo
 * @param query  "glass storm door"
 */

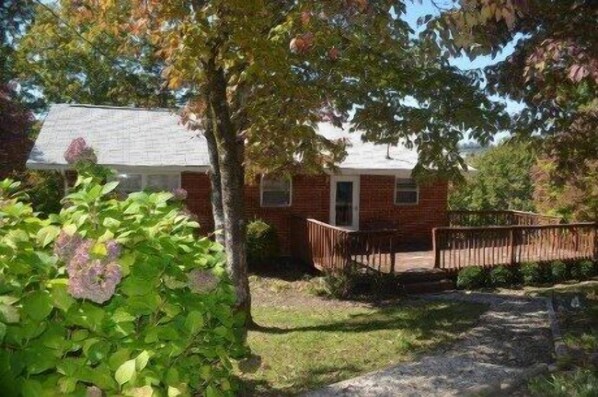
xmin=330 ymin=175 xmax=360 ymax=230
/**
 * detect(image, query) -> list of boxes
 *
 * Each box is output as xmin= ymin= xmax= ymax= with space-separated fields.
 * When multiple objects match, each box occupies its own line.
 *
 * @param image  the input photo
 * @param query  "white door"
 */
xmin=330 ymin=175 xmax=360 ymax=230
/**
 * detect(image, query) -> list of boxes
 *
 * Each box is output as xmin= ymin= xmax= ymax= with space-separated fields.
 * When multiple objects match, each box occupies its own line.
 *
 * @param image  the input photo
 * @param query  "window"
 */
xmin=116 ymin=174 xmax=142 ymax=194
xmin=395 ymin=177 xmax=418 ymax=205
xmin=260 ymin=176 xmax=292 ymax=207
xmin=115 ymin=173 xmax=180 ymax=194
xmin=146 ymin=174 xmax=180 ymax=192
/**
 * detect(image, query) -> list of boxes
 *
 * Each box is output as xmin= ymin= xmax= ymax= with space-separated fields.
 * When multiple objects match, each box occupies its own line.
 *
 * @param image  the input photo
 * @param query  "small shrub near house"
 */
xmin=457 ymin=266 xmax=486 ymax=289
xmin=246 ymin=219 xmax=280 ymax=267
xmin=550 ymin=260 xmax=568 ymax=283
xmin=0 ymin=139 xmax=246 ymax=397
xmin=570 ymin=260 xmax=597 ymax=281
xmin=489 ymin=266 xmax=513 ymax=287
xmin=521 ymin=262 xmax=543 ymax=285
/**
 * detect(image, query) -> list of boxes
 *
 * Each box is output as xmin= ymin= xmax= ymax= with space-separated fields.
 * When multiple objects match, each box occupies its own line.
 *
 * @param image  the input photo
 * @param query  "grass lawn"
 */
xmin=236 ymin=274 xmax=487 ymax=396
xmin=523 ymin=281 xmax=598 ymax=397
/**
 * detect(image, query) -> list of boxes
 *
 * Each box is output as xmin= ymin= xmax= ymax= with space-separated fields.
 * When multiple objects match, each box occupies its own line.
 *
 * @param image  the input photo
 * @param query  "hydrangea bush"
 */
xmin=0 ymin=140 xmax=246 ymax=397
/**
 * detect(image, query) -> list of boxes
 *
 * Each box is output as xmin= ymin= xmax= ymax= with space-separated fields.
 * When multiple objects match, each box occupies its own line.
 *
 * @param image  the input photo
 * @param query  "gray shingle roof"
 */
xmin=28 ymin=104 xmax=419 ymax=174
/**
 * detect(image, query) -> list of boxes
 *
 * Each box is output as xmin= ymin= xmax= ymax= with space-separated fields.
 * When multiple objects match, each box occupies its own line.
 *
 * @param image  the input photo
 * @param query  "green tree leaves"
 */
xmin=449 ymin=141 xmax=537 ymax=212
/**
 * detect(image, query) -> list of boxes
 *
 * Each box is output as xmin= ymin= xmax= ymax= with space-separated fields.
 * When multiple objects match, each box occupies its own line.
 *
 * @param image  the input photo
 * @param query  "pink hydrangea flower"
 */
xmin=67 ymin=239 xmax=94 ymax=275
xmin=68 ymin=260 xmax=122 ymax=304
xmin=171 ymin=188 xmax=188 ymax=201
xmin=105 ymin=239 xmax=121 ymax=261
xmin=187 ymin=269 xmax=219 ymax=294
xmin=63 ymin=237 xmax=123 ymax=304
xmin=86 ymin=386 xmax=102 ymax=397
xmin=54 ymin=231 xmax=83 ymax=263
xmin=64 ymin=137 xmax=97 ymax=164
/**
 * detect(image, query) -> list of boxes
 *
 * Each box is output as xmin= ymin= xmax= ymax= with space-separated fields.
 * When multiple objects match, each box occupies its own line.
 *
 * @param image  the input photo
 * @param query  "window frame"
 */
xmin=260 ymin=175 xmax=293 ymax=208
xmin=114 ymin=172 xmax=182 ymax=194
xmin=394 ymin=177 xmax=419 ymax=206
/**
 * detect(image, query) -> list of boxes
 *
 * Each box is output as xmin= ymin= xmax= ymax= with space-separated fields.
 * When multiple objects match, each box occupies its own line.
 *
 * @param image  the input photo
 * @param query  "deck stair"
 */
xmin=395 ymin=269 xmax=455 ymax=294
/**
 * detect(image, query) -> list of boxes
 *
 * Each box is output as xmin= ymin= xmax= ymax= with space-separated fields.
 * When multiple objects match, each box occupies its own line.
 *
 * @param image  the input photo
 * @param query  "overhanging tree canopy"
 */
xmin=23 ymin=0 xmax=510 ymax=322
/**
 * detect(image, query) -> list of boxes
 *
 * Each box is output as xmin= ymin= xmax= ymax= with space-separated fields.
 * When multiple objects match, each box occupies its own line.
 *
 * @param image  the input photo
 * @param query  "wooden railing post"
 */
xmin=389 ymin=236 xmax=396 ymax=273
xmin=508 ymin=227 xmax=515 ymax=266
xmin=433 ymin=228 xmax=440 ymax=268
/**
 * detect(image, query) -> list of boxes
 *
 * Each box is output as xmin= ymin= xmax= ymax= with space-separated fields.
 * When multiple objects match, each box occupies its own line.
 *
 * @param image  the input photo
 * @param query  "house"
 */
xmin=27 ymin=104 xmax=449 ymax=256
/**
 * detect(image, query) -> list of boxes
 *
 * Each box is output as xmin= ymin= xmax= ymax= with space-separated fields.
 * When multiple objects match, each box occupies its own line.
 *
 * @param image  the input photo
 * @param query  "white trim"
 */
xmin=330 ymin=175 xmax=360 ymax=230
xmin=26 ymin=161 xmax=210 ymax=173
xmin=260 ymin=175 xmax=293 ymax=208
xmin=394 ymin=176 xmax=419 ymax=205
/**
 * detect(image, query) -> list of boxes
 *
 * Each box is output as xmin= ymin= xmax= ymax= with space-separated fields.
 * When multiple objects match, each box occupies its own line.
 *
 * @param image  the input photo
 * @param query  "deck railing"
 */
xmin=448 ymin=210 xmax=562 ymax=227
xmin=291 ymin=217 xmax=398 ymax=273
xmin=433 ymin=222 xmax=597 ymax=271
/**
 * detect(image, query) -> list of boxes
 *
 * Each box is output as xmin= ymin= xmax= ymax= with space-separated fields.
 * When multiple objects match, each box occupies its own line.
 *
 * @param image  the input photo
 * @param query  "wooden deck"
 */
xmin=352 ymin=244 xmax=592 ymax=274
xmin=290 ymin=212 xmax=597 ymax=276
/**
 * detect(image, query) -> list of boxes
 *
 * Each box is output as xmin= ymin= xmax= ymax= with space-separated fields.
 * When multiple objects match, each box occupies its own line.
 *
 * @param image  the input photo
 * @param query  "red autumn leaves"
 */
xmin=288 ymin=0 xmax=370 ymax=60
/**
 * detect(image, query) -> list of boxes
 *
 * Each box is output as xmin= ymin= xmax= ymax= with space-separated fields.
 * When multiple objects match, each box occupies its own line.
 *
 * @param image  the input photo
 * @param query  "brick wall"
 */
xmin=182 ymin=172 xmax=448 ymax=255
xmin=360 ymin=175 xmax=448 ymax=248
xmin=0 ymin=134 xmax=34 ymax=178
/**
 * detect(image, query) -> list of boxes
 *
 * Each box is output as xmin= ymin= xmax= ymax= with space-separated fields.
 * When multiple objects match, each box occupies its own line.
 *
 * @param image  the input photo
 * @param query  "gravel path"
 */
xmin=304 ymin=291 xmax=554 ymax=397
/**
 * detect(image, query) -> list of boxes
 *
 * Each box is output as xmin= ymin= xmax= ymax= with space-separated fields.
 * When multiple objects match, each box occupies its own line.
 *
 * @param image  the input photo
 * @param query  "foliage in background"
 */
xmin=246 ymin=219 xmax=280 ymax=267
xmin=489 ymin=266 xmax=513 ymax=288
xmin=0 ymin=164 xmax=246 ymax=396
xmin=0 ymin=1 xmax=35 ymax=175
xmin=456 ymin=266 xmax=486 ymax=289
xmin=8 ymin=170 xmax=65 ymax=216
xmin=450 ymin=141 xmax=536 ymax=211
xmin=551 ymin=261 xmax=568 ymax=283
xmin=427 ymin=0 xmax=597 ymax=223
xmin=570 ymin=261 xmax=597 ymax=281
xmin=426 ymin=0 xmax=597 ymax=176
xmin=16 ymin=0 xmax=175 ymax=109
xmin=532 ymin=158 xmax=598 ymax=222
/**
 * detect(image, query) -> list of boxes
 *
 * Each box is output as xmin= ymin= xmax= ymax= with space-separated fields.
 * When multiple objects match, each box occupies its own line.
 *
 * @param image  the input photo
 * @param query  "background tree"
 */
xmin=0 ymin=0 xmax=35 ymax=177
xmin=449 ymin=141 xmax=537 ymax=211
xmin=532 ymin=158 xmax=598 ymax=222
xmin=424 ymin=0 xmax=597 ymax=219
xmin=16 ymin=0 xmax=174 ymax=108
xmin=79 ymin=0 xmax=508 ymax=323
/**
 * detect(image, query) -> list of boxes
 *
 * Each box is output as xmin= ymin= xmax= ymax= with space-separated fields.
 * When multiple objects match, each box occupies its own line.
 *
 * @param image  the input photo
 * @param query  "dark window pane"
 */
xmin=396 ymin=191 xmax=418 ymax=204
xmin=262 ymin=191 xmax=290 ymax=206
xmin=335 ymin=181 xmax=353 ymax=226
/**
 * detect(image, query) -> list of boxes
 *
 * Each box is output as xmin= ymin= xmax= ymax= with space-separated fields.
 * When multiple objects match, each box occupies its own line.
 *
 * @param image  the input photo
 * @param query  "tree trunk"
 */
xmin=204 ymin=108 xmax=226 ymax=247
xmin=206 ymin=62 xmax=252 ymax=325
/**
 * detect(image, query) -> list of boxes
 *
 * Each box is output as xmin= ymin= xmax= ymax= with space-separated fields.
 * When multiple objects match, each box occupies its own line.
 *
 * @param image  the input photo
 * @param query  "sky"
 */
xmin=401 ymin=0 xmax=524 ymax=117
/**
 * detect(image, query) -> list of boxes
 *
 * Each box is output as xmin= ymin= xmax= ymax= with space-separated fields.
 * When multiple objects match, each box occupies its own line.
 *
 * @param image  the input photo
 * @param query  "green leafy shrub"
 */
xmin=312 ymin=270 xmax=402 ymax=299
xmin=11 ymin=170 xmax=65 ymax=216
xmin=319 ymin=273 xmax=353 ymax=299
xmin=521 ymin=262 xmax=543 ymax=285
xmin=0 ymin=160 xmax=246 ymax=395
xmin=246 ymin=219 xmax=280 ymax=266
xmin=550 ymin=261 xmax=568 ymax=282
xmin=489 ymin=266 xmax=513 ymax=287
xmin=570 ymin=260 xmax=597 ymax=280
xmin=457 ymin=266 xmax=486 ymax=289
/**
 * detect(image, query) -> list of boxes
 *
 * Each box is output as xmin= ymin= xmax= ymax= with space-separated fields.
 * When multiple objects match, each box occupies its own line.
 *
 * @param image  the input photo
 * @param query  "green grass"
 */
xmin=525 ymin=282 xmax=598 ymax=397
xmin=237 ymin=300 xmax=486 ymax=396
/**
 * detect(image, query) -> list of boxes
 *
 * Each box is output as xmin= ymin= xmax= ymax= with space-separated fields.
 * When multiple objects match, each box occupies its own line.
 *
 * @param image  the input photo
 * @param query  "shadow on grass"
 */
xmin=237 ymin=363 xmax=363 ymax=397
xmin=250 ymin=302 xmax=481 ymax=337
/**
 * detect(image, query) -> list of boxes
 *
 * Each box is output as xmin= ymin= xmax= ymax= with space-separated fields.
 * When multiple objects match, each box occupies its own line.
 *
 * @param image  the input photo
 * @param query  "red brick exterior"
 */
xmin=182 ymin=172 xmax=448 ymax=255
